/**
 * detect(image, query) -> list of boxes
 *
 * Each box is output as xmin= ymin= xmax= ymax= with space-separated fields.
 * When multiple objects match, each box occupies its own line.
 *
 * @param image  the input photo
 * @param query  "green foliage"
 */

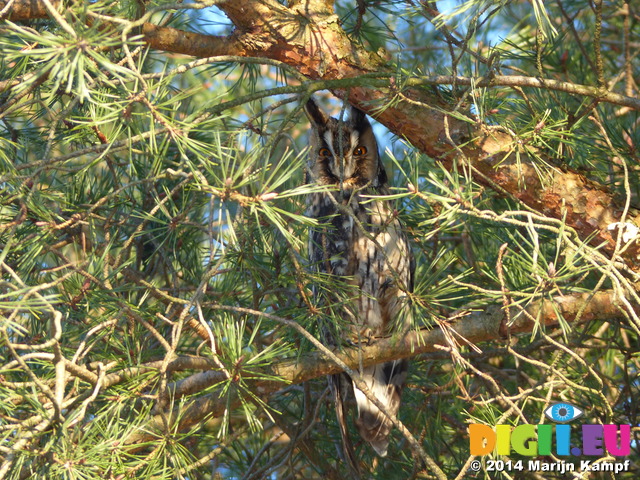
xmin=0 ymin=0 xmax=639 ymax=479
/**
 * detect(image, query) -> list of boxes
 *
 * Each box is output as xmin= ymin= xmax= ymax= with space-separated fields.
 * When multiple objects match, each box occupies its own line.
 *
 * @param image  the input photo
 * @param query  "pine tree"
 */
xmin=0 ymin=0 xmax=638 ymax=478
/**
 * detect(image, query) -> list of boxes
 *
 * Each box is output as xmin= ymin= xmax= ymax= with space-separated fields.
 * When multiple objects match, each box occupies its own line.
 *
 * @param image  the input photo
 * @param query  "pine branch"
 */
xmin=125 ymin=289 xmax=628 ymax=445
xmin=140 ymin=24 xmax=245 ymax=58
xmin=4 ymin=0 xmax=639 ymax=271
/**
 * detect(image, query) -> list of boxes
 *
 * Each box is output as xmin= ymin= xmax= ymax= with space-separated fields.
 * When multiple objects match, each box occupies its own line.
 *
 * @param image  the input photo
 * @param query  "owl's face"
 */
xmin=305 ymin=99 xmax=386 ymax=189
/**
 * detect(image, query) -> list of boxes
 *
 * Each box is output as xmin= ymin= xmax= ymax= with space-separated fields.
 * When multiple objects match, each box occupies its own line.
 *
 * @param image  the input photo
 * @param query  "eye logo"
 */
xmin=470 ymin=402 xmax=631 ymax=457
xmin=544 ymin=403 xmax=584 ymax=423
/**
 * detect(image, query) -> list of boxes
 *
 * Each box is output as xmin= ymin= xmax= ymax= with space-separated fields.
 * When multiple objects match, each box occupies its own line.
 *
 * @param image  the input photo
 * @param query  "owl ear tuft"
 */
xmin=349 ymin=105 xmax=370 ymax=129
xmin=304 ymin=98 xmax=329 ymax=127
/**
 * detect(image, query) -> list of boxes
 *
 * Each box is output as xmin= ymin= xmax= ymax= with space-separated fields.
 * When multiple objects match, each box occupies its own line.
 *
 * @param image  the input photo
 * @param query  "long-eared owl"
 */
xmin=304 ymin=98 xmax=414 ymax=459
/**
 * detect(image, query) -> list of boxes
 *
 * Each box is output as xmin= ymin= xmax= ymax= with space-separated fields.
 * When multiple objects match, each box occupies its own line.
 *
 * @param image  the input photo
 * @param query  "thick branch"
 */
xmin=140 ymin=24 xmax=246 ymax=58
xmin=4 ymin=0 xmax=639 ymax=268
xmin=1 ymin=0 xmax=47 ymax=19
xmin=125 ymin=290 xmax=627 ymax=444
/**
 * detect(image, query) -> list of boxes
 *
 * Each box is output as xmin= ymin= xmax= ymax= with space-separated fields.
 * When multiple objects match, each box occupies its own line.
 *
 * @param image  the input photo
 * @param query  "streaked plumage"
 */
xmin=304 ymin=98 xmax=414 ymax=462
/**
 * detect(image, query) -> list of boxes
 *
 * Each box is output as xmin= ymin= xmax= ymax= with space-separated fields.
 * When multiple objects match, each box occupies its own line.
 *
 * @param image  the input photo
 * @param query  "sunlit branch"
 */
xmin=4 ymin=0 xmax=640 ymax=274
xmin=125 ymin=290 xmax=629 ymax=444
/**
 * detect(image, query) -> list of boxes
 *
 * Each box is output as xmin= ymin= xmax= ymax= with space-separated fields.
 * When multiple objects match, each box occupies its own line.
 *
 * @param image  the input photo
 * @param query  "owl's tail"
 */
xmin=353 ymin=359 xmax=408 ymax=457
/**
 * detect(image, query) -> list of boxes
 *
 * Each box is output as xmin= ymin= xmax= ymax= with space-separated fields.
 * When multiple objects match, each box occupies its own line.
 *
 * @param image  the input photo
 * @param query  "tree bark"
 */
xmin=4 ymin=0 xmax=639 ymax=269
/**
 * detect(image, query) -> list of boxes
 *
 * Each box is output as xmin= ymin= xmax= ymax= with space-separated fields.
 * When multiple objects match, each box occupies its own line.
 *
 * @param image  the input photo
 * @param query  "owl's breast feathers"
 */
xmin=307 ymin=187 xmax=413 ymax=335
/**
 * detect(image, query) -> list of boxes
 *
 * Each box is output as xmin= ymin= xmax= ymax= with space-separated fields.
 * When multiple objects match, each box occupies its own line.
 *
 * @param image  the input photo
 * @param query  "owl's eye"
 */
xmin=319 ymin=147 xmax=331 ymax=156
xmin=353 ymin=145 xmax=367 ymax=156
